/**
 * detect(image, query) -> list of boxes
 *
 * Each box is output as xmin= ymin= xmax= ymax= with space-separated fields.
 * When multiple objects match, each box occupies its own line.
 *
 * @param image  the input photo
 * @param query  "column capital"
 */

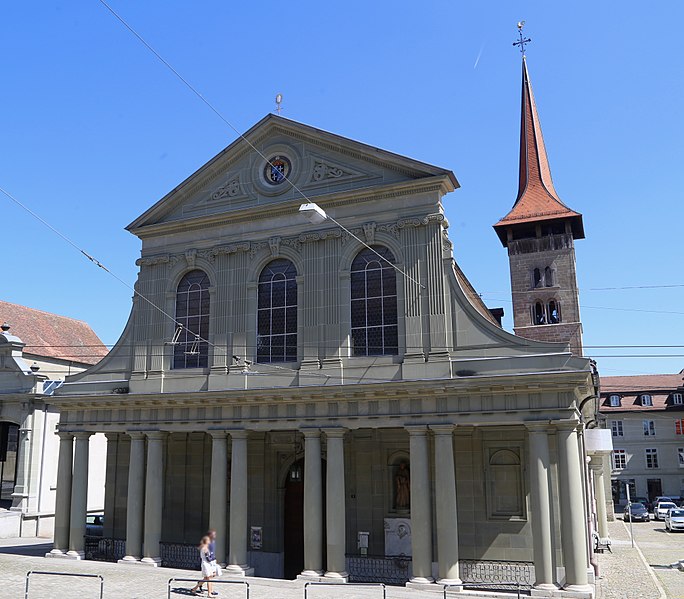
xmin=553 ymin=419 xmax=581 ymax=432
xmin=525 ymin=421 xmax=554 ymax=433
xmin=208 ymin=430 xmax=229 ymax=439
xmin=57 ymin=431 xmax=74 ymax=441
xmin=72 ymin=431 xmax=94 ymax=440
xmin=322 ymin=427 xmax=347 ymax=438
xmin=228 ymin=429 xmax=249 ymax=440
xmin=127 ymin=431 xmax=146 ymax=440
xmin=429 ymin=423 xmax=455 ymax=435
xmin=301 ymin=427 xmax=321 ymax=438
xmin=144 ymin=431 xmax=168 ymax=441
xmin=405 ymin=424 xmax=429 ymax=435
xmin=589 ymin=455 xmax=605 ymax=470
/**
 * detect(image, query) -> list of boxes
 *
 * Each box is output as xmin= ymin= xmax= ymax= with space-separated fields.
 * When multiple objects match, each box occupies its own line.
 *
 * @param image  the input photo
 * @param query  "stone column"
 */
xmin=590 ymin=455 xmax=609 ymax=539
xmin=324 ymin=428 xmax=347 ymax=580
xmin=120 ymin=432 xmax=146 ymax=563
xmin=227 ymin=430 xmax=252 ymax=575
xmin=48 ymin=432 xmax=73 ymax=556
xmin=10 ymin=410 xmax=32 ymax=512
xmin=209 ymin=431 xmax=228 ymax=565
xmin=406 ymin=425 xmax=433 ymax=584
xmin=67 ymin=432 xmax=92 ymax=558
xmin=301 ymin=428 xmax=323 ymax=577
xmin=431 ymin=424 xmax=461 ymax=584
xmin=526 ymin=424 xmax=557 ymax=590
xmin=141 ymin=432 xmax=166 ymax=566
xmin=557 ymin=422 xmax=592 ymax=592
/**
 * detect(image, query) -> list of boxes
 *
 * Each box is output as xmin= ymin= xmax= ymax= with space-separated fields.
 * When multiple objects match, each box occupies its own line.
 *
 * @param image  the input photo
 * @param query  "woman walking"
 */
xmin=191 ymin=535 xmax=219 ymax=596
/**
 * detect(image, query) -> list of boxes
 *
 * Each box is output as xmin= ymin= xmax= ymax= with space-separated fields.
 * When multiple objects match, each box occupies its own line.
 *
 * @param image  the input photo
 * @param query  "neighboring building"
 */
xmin=600 ymin=372 xmax=684 ymax=506
xmin=46 ymin=56 xmax=602 ymax=597
xmin=0 ymin=302 xmax=108 ymax=537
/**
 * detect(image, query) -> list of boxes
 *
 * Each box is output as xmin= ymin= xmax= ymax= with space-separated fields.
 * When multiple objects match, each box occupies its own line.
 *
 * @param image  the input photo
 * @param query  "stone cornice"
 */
xmin=136 ymin=211 xmax=450 ymax=266
xmin=131 ymin=176 xmax=452 ymax=240
xmin=52 ymin=368 xmax=591 ymax=411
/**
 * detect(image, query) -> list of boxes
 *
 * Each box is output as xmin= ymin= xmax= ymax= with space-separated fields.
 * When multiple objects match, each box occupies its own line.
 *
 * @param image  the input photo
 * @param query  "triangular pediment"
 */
xmin=127 ymin=115 xmax=457 ymax=232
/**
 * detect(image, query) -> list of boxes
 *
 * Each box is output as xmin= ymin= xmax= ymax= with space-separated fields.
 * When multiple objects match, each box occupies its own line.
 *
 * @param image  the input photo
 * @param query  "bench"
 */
xmin=593 ymin=531 xmax=612 ymax=553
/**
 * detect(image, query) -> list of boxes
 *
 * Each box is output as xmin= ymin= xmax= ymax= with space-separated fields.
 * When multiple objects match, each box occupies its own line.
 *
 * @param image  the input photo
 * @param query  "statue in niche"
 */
xmin=394 ymin=461 xmax=410 ymax=510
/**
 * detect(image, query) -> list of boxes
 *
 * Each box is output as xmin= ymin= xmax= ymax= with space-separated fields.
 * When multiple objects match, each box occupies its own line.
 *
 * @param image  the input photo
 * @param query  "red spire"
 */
xmin=494 ymin=57 xmax=584 ymax=245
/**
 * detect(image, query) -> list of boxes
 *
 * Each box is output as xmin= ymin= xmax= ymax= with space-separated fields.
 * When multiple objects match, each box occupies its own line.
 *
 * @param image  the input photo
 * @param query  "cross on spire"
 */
xmin=513 ymin=21 xmax=531 ymax=56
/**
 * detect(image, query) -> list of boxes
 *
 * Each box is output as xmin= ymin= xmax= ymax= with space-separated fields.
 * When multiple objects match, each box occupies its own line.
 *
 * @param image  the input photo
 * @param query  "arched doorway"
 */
xmin=0 ymin=423 xmax=19 ymax=509
xmin=283 ymin=458 xmax=326 ymax=579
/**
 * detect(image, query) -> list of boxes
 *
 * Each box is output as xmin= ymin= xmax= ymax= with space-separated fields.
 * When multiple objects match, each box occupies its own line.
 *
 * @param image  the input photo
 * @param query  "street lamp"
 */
xmin=298 ymin=202 xmax=328 ymax=224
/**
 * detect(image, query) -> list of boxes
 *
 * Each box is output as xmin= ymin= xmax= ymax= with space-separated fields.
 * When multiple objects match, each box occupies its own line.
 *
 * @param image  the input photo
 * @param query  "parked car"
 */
xmin=654 ymin=502 xmax=678 ymax=520
xmin=665 ymin=508 xmax=684 ymax=532
xmin=654 ymin=496 xmax=673 ymax=507
xmin=85 ymin=514 xmax=104 ymax=536
xmin=624 ymin=502 xmax=650 ymax=522
xmin=634 ymin=496 xmax=652 ymax=511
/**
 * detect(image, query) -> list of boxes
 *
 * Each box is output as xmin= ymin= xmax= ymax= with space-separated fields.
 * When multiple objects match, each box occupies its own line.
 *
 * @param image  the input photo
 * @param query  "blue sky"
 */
xmin=2 ymin=1 xmax=682 ymax=376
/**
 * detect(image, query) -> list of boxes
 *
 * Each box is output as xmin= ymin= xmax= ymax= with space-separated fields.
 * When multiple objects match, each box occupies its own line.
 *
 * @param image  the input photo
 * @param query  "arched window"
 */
xmin=544 ymin=266 xmax=554 ymax=287
xmin=173 ymin=270 xmax=210 ymax=369
xmin=548 ymin=300 xmax=561 ymax=324
xmin=351 ymin=246 xmax=398 ymax=356
xmin=257 ymin=259 xmax=297 ymax=363
xmin=533 ymin=268 xmax=542 ymax=288
xmin=533 ymin=302 xmax=546 ymax=325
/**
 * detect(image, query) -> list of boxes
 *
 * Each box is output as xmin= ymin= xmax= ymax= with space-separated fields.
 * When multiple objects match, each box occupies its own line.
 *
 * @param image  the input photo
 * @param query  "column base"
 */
xmin=298 ymin=570 xmax=325 ymax=579
xmin=407 ymin=576 xmax=435 ymax=585
xmin=563 ymin=583 xmax=593 ymax=595
xmin=531 ymin=584 xmax=560 ymax=597
xmin=323 ymin=571 xmax=348 ymax=581
xmin=436 ymin=577 xmax=463 ymax=588
xmin=63 ymin=550 xmax=85 ymax=560
xmin=45 ymin=549 xmax=69 ymax=559
xmin=117 ymin=557 xmax=146 ymax=565
xmin=225 ymin=564 xmax=254 ymax=576
xmin=139 ymin=557 xmax=162 ymax=567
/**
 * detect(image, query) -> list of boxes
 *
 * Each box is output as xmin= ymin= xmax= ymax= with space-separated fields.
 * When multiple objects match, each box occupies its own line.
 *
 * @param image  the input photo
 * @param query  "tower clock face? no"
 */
xmin=264 ymin=155 xmax=292 ymax=185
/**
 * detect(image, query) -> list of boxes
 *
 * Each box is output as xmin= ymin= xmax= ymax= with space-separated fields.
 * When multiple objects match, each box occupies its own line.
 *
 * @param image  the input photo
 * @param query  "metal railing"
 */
xmin=444 ymin=582 xmax=524 ymax=599
xmin=167 ymin=577 xmax=249 ymax=599
xmin=304 ymin=582 xmax=386 ymax=599
xmin=25 ymin=571 xmax=104 ymax=599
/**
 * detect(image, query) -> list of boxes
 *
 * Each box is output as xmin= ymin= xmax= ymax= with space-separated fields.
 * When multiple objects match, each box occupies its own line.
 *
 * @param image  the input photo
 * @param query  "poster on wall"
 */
xmin=250 ymin=526 xmax=262 ymax=550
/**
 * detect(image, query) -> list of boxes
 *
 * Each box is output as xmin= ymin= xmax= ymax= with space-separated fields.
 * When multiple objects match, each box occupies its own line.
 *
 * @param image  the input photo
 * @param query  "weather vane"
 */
xmin=513 ymin=21 xmax=531 ymax=56
xmin=275 ymin=93 xmax=283 ymax=115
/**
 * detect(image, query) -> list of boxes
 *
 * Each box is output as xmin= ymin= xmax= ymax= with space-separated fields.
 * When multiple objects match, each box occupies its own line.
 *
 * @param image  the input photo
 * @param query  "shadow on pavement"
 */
xmin=0 ymin=542 xmax=52 ymax=556
xmin=170 ymin=588 xmax=201 ymax=596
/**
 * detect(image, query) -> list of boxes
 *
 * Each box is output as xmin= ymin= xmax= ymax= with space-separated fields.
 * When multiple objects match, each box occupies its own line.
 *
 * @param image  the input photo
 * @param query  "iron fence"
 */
xmin=459 ymin=559 xmax=533 ymax=592
xmin=84 ymin=536 xmax=125 ymax=562
xmin=347 ymin=556 xmax=410 ymax=585
xmin=160 ymin=541 xmax=201 ymax=569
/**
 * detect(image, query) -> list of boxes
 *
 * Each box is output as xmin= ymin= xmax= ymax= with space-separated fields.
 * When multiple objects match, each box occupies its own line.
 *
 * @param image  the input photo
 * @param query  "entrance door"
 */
xmin=0 ymin=423 xmax=19 ymax=509
xmin=647 ymin=478 xmax=663 ymax=503
xmin=283 ymin=459 xmax=305 ymax=579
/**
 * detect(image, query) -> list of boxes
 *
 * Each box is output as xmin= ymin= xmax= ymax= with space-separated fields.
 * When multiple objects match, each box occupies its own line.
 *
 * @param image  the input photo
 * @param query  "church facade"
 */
xmin=47 ymin=59 xmax=605 ymax=597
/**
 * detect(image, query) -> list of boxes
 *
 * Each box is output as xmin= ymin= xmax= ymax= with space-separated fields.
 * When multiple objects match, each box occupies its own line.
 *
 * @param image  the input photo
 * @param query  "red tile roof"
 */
xmin=0 ymin=300 xmax=108 ymax=365
xmin=493 ymin=57 xmax=584 ymax=245
xmin=599 ymin=372 xmax=684 ymax=413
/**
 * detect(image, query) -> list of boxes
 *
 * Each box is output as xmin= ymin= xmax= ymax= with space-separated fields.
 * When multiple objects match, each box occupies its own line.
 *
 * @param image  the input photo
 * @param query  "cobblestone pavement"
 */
xmin=597 ymin=515 xmax=684 ymax=599
xmin=2 ymin=527 xmax=683 ymax=599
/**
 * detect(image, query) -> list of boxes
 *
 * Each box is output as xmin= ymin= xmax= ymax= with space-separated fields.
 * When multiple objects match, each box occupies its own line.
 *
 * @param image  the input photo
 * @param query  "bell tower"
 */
xmin=493 ymin=52 xmax=585 ymax=355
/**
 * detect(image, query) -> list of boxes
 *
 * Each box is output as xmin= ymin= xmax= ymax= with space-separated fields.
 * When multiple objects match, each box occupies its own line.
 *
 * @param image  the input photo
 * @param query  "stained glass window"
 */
xmin=350 ymin=246 xmax=398 ymax=356
xmin=173 ymin=270 xmax=210 ymax=369
xmin=257 ymin=259 xmax=297 ymax=363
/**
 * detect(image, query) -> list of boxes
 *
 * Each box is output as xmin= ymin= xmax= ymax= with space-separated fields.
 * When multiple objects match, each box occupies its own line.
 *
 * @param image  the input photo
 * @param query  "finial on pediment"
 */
xmin=275 ymin=93 xmax=283 ymax=115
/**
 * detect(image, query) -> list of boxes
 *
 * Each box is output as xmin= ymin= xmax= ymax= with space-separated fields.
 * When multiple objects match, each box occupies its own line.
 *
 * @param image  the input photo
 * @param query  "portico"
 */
xmin=47 ymin=114 xmax=601 ymax=597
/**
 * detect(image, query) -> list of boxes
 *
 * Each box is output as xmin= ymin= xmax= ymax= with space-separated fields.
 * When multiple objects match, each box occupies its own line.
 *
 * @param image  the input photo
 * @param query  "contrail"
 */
xmin=473 ymin=42 xmax=485 ymax=69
